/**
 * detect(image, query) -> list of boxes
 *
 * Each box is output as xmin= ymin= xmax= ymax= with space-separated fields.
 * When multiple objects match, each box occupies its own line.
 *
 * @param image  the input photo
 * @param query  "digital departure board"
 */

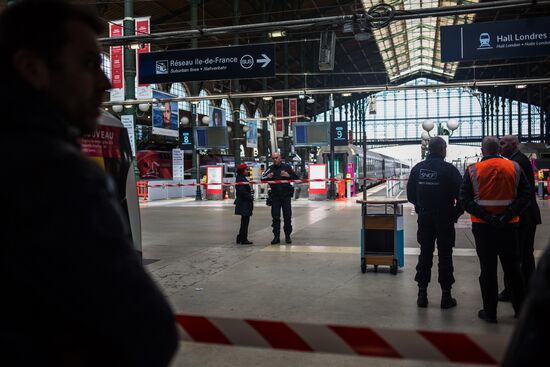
xmin=195 ymin=126 xmax=229 ymax=149
xmin=293 ymin=122 xmax=329 ymax=147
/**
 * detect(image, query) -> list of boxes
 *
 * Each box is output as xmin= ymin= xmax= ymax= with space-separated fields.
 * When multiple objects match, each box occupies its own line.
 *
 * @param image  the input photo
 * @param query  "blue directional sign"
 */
xmin=139 ymin=44 xmax=275 ymax=83
xmin=441 ymin=17 xmax=550 ymax=62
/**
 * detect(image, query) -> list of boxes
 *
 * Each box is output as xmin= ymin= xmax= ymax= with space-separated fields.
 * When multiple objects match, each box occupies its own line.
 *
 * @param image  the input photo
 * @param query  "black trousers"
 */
xmin=503 ymin=222 xmax=538 ymax=293
xmin=472 ymin=223 xmax=525 ymax=317
xmin=237 ymin=215 xmax=250 ymax=241
xmin=415 ymin=214 xmax=456 ymax=291
xmin=271 ymin=196 xmax=292 ymax=237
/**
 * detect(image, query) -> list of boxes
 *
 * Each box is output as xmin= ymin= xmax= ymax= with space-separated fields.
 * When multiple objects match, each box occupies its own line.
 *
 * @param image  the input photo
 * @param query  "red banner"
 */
xmin=109 ymin=22 xmax=124 ymax=90
xmin=135 ymin=18 xmax=150 ymax=89
xmin=275 ymin=99 xmax=284 ymax=132
xmin=289 ymin=98 xmax=297 ymax=124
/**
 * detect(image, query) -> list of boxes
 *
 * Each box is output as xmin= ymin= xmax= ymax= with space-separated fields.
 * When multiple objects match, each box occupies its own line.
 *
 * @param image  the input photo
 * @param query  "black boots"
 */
xmin=417 ymin=288 xmax=428 ymax=308
xmin=478 ymin=309 xmax=497 ymax=323
xmin=417 ymin=288 xmax=457 ymax=309
xmin=271 ymin=236 xmax=291 ymax=244
xmin=440 ymin=290 xmax=457 ymax=309
xmin=236 ymin=236 xmax=253 ymax=245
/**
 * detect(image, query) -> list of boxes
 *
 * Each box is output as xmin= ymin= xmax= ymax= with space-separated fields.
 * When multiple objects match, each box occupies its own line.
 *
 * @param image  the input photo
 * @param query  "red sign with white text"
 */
xmin=135 ymin=18 xmax=150 ymax=90
xmin=80 ymin=125 xmax=122 ymax=159
xmin=109 ymin=22 xmax=124 ymax=90
xmin=275 ymin=99 xmax=283 ymax=132
xmin=289 ymin=98 xmax=297 ymax=124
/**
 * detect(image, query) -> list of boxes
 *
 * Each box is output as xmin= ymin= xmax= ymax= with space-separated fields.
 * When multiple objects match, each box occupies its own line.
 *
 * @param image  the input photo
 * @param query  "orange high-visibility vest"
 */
xmin=468 ymin=157 xmax=521 ymax=224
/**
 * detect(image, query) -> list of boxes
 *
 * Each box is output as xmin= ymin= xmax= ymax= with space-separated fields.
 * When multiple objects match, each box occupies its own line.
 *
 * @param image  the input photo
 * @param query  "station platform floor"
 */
xmin=140 ymin=185 xmax=550 ymax=367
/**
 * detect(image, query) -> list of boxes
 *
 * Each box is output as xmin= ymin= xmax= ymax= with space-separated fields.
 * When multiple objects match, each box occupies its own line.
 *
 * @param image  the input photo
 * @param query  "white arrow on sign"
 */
xmin=256 ymin=54 xmax=271 ymax=68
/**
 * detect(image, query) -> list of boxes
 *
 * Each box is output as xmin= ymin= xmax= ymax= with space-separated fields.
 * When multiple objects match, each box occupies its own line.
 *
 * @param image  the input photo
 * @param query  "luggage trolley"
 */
xmin=357 ymin=198 xmax=407 ymax=274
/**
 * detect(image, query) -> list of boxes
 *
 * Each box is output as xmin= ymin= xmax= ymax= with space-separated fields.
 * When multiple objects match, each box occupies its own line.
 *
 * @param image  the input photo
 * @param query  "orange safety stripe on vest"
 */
xmin=468 ymin=158 xmax=520 ymax=224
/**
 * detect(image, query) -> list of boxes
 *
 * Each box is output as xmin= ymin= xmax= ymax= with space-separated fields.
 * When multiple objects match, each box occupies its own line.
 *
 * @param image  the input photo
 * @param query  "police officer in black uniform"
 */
xmin=262 ymin=152 xmax=299 ymax=244
xmin=407 ymin=137 xmax=463 ymax=309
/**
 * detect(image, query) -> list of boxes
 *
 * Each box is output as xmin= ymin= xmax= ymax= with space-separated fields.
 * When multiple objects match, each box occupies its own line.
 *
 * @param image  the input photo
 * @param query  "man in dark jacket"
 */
xmin=262 ymin=152 xmax=299 ymax=244
xmin=498 ymin=135 xmax=542 ymax=301
xmin=407 ymin=137 xmax=463 ymax=309
xmin=460 ymin=137 xmax=530 ymax=323
xmin=0 ymin=1 xmax=178 ymax=365
xmin=234 ymin=163 xmax=254 ymax=244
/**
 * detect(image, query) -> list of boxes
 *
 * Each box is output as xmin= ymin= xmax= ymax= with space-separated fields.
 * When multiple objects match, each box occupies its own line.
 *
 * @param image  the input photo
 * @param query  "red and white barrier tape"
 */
xmin=175 ymin=314 xmax=507 ymax=365
xmin=145 ymin=177 xmax=408 ymax=188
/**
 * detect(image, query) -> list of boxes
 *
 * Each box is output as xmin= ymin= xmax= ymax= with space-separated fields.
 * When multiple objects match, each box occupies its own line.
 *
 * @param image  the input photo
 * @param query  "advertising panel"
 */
xmin=209 ymin=106 xmax=226 ymax=127
xmin=289 ymin=98 xmax=297 ymax=124
xmin=136 ymin=150 xmax=172 ymax=179
xmin=246 ymin=120 xmax=258 ymax=148
xmin=206 ymin=165 xmax=223 ymax=195
xmin=275 ymin=99 xmax=284 ymax=137
xmin=81 ymin=111 xmax=141 ymax=252
xmin=152 ymin=90 xmax=179 ymax=137
xmin=172 ymin=148 xmax=184 ymax=179
xmin=309 ymin=164 xmax=327 ymax=195
xmin=120 ymin=114 xmax=135 ymax=156
xmin=135 ymin=17 xmax=152 ymax=100
xmin=109 ymin=20 xmax=124 ymax=102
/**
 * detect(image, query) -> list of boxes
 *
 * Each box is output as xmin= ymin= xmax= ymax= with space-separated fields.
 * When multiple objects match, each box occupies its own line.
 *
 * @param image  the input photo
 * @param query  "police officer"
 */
xmin=460 ymin=137 xmax=530 ymax=323
xmin=498 ymin=135 xmax=541 ymax=301
xmin=407 ymin=137 xmax=463 ymax=309
xmin=262 ymin=152 xmax=299 ymax=244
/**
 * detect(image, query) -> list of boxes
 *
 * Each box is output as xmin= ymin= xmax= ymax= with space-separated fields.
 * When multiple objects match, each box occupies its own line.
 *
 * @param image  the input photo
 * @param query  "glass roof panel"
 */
xmin=362 ymin=0 xmax=478 ymax=81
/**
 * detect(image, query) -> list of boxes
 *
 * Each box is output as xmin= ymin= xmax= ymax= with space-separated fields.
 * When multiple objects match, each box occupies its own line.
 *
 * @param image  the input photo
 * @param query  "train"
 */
xmin=316 ymin=144 xmax=409 ymax=190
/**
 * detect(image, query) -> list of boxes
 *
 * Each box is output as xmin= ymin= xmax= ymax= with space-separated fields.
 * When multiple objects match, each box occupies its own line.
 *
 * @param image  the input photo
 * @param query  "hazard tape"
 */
xmin=175 ymin=314 xmax=508 ymax=365
xmin=146 ymin=177 xmax=408 ymax=188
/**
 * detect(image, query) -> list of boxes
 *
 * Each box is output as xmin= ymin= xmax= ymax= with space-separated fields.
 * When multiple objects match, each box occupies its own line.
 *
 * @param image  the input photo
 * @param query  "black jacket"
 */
xmin=509 ymin=150 xmax=542 ymax=225
xmin=234 ymin=173 xmax=253 ymax=216
xmin=502 ymin=242 xmax=550 ymax=366
xmin=262 ymin=162 xmax=299 ymax=198
xmin=459 ymin=155 xmax=531 ymax=224
xmin=0 ymin=85 xmax=178 ymax=366
xmin=406 ymin=155 xmax=463 ymax=221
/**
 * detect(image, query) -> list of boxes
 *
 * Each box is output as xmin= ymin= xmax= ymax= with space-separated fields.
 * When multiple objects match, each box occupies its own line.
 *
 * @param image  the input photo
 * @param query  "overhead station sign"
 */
xmin=139 ymin=44 xmax=275 ymax=83
xmin=441 ymin=17 xmax=550 ymax=62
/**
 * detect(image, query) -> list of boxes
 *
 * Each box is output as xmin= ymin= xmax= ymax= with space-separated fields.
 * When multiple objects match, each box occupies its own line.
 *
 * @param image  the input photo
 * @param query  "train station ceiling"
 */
xmin=89 ymin=0 xmax=550 ymax=110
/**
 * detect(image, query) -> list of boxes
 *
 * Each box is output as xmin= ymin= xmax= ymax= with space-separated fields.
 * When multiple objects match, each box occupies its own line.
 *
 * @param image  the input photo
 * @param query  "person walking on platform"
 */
xmin=407 ymin=137 xmax=463 ymax=309
xmin=0 ymin=1 xmax=178 ymax=365
xmin=234 ymin=163 xmax=254 ymax=244
xmin=460 ymin=137 xmax=530 ymax=323
xmin=262 ymin=152 xmax=299 ymax=244
xmin=498 ymin=135 xmax=541 ymax=302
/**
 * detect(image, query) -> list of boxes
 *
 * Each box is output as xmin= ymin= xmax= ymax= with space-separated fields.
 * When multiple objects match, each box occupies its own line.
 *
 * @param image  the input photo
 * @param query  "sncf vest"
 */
xmin=468 ymin=158 xmax=521 ymax=224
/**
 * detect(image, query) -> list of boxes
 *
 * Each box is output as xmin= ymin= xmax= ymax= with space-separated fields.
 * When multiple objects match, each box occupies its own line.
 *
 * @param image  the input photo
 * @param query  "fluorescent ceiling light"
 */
xmin=268 ymin=30 xmax=286 ymax=38
xmin=262 ymin=96 xmax=273 ymax=101
xmin=515 ymin=84 xmax=527 ymax=89
xmin=341 ymin=92 xmax=352 ymax=97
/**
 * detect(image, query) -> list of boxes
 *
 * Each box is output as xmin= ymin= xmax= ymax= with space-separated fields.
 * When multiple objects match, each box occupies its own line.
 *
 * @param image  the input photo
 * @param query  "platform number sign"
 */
xmin=179 ymin=127 xmax=194 ymax=149
xmin=331 ymin=121 xmax=348 ymax=146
